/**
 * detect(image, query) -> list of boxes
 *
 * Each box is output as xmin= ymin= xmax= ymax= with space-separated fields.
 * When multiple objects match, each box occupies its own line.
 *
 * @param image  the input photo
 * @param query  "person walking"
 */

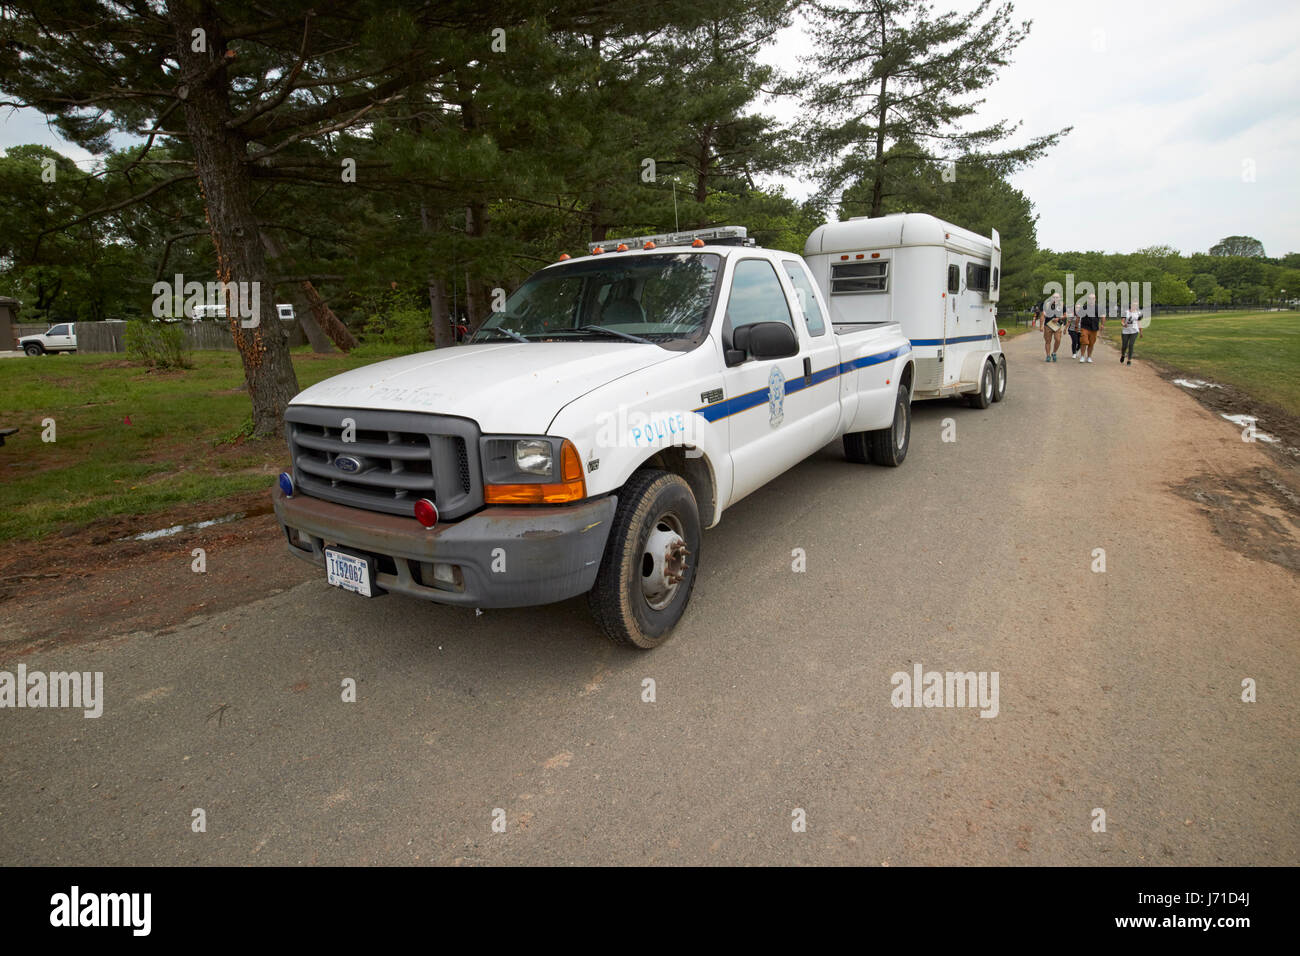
xmin=1120 ymin=302 xmax=1143 ymax=364
xmin=1077 ymin=293 xmax=1103 ymax=363
xmin=1042 ymin=295 xmax=1063 ymax=361
xmin=1066 ymin=309 xmax=1082 ymax=358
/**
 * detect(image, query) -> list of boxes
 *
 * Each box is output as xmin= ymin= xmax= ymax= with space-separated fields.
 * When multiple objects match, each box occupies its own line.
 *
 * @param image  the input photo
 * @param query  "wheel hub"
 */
xmin=642 ymin=520 xmax=690 ymax=610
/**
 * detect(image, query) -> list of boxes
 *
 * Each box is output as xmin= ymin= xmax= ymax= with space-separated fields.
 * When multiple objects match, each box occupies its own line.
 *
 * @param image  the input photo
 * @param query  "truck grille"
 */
xmin=285 ymin=406 xmax=482 ymax=520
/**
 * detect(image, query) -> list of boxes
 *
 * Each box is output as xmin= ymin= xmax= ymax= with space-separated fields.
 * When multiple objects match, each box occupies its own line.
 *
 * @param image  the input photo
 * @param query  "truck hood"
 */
xmin=290 ymin=341 xmax=678 ymax=434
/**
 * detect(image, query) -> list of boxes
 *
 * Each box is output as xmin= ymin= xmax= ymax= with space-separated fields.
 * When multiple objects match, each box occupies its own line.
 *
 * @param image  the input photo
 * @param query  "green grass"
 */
xmin=0 ymin=347 xmax=409 ymax=543
xmin=1102 ymin=311 xmax=1300 ymax=416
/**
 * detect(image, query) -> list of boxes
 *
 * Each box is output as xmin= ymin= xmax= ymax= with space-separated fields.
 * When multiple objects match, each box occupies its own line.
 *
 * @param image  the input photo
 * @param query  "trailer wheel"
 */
xmin=866 ymin=383 xmax=911 ymax=467
xmin=966 ymin=360 xmax=994 ymax=409
xmin=23 ymin=343 xmax=43 ymax=357
xmin=992 ymin=355 xmax=1007 ymax=402
xmin=588 ymin=470 xmax=701 ymax=650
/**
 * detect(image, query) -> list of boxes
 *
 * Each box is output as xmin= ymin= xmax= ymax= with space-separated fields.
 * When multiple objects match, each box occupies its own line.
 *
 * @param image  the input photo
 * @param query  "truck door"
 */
xmin=779 ymin=258 xmax=843 ymax=444
xmin=720 ymin=257 xmax=819 ymax=503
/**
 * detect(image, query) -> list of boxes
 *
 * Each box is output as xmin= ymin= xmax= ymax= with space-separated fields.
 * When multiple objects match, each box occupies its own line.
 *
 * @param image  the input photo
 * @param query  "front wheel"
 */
xmin=24 ymin=343 xmax=43 ymax=357
xmin=992 ymin=355 xmax=1007 ymax=402
xmin=588 ymin=470 xmax=701 ymax=649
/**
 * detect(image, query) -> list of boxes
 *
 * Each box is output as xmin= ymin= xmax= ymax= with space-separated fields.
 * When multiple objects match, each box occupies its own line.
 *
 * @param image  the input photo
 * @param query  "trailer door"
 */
xmin=988 ymin=229 xmax=1001 ymax=303
xmin=944 ymin=252 xmax=962 ymax=386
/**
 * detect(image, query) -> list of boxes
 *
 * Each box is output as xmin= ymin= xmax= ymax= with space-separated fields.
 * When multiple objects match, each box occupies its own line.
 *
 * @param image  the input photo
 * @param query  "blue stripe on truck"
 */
xmin=910 ymin=334 xmax=994 ymax=346
xmin=692 ymin=345 xmax=911 ymax=423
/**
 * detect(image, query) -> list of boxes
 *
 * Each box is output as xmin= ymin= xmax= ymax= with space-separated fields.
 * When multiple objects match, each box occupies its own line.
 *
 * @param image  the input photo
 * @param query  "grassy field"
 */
xmin=1103 ymin=310 xmax=1300 ymax=416
xmin=0 ymin=347 xmax=406 ymax=543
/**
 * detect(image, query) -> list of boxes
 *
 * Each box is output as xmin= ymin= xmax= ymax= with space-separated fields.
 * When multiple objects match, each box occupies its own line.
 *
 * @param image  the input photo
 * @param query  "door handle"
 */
xmin=803 ymin=357 xmax=812 ymax=386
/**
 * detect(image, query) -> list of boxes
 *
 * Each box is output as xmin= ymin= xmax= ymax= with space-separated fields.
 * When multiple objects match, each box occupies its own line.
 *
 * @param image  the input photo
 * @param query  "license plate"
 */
xmin=325 ymin=548 xmax=375 ymax=597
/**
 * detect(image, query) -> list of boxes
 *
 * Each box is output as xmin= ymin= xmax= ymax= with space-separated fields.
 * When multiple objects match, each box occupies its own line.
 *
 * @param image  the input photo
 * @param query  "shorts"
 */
xmin=1079 ymin=328 xmax=1097 ymax=347
xmin=1043 ymin=324 xmax=1061 ymax=340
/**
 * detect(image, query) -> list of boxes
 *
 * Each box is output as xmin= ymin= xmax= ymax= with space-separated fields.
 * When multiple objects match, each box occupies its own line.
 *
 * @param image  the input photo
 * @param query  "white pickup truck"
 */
xmin=272 ymin=226 xmax=915 ymax=648
xmin=19 ymin=323 xmax=77 ymax=356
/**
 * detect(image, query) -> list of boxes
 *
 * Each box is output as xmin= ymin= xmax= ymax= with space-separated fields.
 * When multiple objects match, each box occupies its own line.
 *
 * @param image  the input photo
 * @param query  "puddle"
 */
xmin=120 ymin=512 xmax=247 ymax=542
xmin=1220 ymin=414 xmax=1279 ymax=443
xmin=1173 ymin=378 xmax=1224 ymax=390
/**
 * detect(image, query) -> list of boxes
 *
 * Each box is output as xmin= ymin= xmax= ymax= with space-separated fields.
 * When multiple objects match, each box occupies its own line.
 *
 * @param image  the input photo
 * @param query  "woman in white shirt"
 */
xmin=1120 ymin=305 xmax=1143 ymax=364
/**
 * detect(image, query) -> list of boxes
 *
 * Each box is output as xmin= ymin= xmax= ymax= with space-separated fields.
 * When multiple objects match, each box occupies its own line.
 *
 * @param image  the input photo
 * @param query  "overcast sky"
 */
xmin=3 ymin=0 xmax=1297 ymax=257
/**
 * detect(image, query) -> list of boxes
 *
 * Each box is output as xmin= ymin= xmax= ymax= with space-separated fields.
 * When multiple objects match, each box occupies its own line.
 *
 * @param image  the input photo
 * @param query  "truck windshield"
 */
xmin=473 ymin=253 xmax=720 ymax=346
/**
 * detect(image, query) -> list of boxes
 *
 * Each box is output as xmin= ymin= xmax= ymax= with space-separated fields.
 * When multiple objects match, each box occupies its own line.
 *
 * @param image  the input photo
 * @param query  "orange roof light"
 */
xmin=855 ymin=253 xmax=864 ymax=259
xmin=692 ymin=238 xmax=705 ymax=247
xmin=840 ymin=255 xmax=849 ymax=260
xmin=616 ymin=243 xmax=628 ymax=252
xmin=642 ymin=241 xmax=656 ymax=250
xmin=557 ymin=253 xmax=570 ymax=261
xmin=591 ymin=246 xmax=604 ymax=255
xmin=871 ymin=253 xmax=880 ymax=258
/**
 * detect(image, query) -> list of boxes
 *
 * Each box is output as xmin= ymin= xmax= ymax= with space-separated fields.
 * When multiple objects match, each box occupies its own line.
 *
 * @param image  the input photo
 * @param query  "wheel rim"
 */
xmin=997 ymin=362 xmax=1006 ymax=393
xmin=894 ymin=398 xmax=907 ymax=450
xmin=984 ymin=368 xmax=993 ymax=400
xmin=641 ymin=513 xmax=690 ymax=611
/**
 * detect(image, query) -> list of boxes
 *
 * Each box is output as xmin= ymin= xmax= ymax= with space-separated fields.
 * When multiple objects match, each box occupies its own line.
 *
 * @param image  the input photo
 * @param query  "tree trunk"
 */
xmin=168 ymin=3 xmax=298 ymax=437
xmin=420 ymin=202 xmax=455 ymax=349
xmin=259 ymin=231 xmax=332 ymax=353
xmin=428 ymin=277 xmax=454 ymax=348
xmin=300 ymin=280 xmax=358 ymax=351
xmin=869 ymin=16 xmax=889 ymax=218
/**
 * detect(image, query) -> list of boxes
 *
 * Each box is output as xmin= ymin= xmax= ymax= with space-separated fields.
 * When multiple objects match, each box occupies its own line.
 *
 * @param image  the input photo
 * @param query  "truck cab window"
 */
xmin=49 ymin=325 xmax=68 ymax=336
xmin=781 ymin=261 xmax=826 ymax=336
xmin=727 ymin=259 xmax=794 ymax=331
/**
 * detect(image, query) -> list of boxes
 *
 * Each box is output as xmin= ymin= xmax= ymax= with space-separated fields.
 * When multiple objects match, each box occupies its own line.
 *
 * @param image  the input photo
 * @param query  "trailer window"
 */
xmin=830 ymin=260 xmax=888 ymax=295
xmin=781 ymin=261 xmax=826 ymax=336
xmin=947 ymin=265 xmax=960 ymax=294
xmin=966 ymin=262 xmax=991 ymax=294
xmin=992 ymin=268 xmax=999 ymax=292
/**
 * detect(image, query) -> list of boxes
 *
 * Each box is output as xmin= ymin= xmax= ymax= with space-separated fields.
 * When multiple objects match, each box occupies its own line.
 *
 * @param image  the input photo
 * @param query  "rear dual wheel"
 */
xmin=843 ymin=383 xmax=911 ymax=467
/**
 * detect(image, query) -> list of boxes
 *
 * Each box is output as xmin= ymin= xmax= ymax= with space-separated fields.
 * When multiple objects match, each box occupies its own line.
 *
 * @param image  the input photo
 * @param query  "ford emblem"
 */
xmin=334 ymin=455 xmax=364 ymax=474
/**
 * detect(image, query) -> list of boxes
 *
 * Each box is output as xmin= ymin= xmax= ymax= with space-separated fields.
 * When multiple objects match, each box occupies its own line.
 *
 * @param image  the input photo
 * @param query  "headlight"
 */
xmin=514 ymin=439 xmax=553 ymax=476
xmin=481 ymin=436 xmax=586 ymax=504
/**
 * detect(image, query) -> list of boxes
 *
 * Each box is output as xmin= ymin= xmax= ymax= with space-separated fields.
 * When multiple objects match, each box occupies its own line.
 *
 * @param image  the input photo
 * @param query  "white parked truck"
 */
xmin=805 ymin=213 xmax=1008 ymax=407
xmin=272 ymin=226 xmax=916 ymax=648
xmin=19 ymin=323 xmax=77 ymax=356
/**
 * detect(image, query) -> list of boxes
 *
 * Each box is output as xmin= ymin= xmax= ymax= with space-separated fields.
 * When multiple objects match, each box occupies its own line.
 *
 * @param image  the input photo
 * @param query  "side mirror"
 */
xmin=732 ymin=322 xmax=799 ymax=362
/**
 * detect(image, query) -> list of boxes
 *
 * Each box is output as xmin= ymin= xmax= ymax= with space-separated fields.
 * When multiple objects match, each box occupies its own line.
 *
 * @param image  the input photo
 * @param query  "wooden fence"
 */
xmin=12 ymin=320 xmax=306 ymax=352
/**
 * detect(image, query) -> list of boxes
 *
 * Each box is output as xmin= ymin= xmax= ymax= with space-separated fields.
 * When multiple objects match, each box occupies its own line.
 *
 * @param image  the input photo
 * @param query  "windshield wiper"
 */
xmin=574 ymin=325 xmax=654 ymax=345
xmin=476 ymin=326 xmax=529 ymax=343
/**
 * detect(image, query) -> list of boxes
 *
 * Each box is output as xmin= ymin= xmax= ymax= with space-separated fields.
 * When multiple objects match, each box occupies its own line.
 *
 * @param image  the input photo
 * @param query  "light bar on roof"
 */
xmin=586 ymin=225 xmax=752 ymax=254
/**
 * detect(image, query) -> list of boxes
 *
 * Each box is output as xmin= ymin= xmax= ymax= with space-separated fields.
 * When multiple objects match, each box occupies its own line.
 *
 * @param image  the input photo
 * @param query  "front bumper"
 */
xmin=272 ymin=486 xmax=616 ymax=608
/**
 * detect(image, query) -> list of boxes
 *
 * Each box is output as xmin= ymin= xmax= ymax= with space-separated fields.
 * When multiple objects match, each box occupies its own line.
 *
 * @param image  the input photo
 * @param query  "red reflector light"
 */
xmin=414 ymin=498 xmax=438 ymax=528
xmin=871 ymin=253 xmax=880 ymax=258
xmin=998 ymin=328 xmax=1006 ymax=336
xmin=840 ymin=255 xmax=849 ymax=260
xmin=855 ymin=254 xmax=864 ymax=259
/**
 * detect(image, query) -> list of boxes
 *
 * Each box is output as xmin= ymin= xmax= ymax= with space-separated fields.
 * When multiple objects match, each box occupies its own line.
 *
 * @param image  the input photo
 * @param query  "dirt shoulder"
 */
xmin=0 ymin=489 xmax=313 ymax=654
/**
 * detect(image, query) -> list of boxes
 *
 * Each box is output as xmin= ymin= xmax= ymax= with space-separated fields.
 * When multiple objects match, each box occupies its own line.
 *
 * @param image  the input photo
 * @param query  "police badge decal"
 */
xmin=768 ymin=366 xmax=786 ymax=427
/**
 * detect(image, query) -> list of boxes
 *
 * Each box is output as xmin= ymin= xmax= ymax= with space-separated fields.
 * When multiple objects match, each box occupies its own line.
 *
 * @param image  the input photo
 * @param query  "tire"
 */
xmin=866 ymin=383 xmax=911 ymax=467
xmin=23 ymin=343 xmax=43 ymax=357
xmin=588 ymin=470 xmax=701 ymax=649
xmin=966 ymin=360 xmax=994 ymax=409
xmin=991 ymin=355 xmax=1007 ymax=402
xmin=842 ymin=430 xmax=872 ymax=464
